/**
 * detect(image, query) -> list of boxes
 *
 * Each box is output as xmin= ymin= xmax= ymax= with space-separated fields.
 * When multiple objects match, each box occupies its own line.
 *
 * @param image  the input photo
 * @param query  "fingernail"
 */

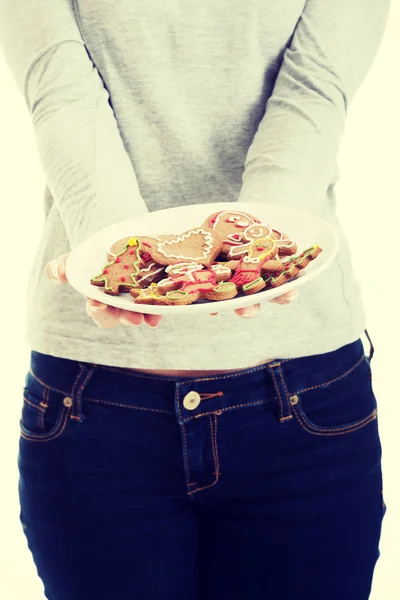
xmin=50 ymin=261 xmax=61 ymax=283
xmin=241 ymin=312 xmax=250 ymax=318
xmin=120 ymin=316 xmax=133 ymax=326
xmin=88 ymin=304 xmax=106 ymax=312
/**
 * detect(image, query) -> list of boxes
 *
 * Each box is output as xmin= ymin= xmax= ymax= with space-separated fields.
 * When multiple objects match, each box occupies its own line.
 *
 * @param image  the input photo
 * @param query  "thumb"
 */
xmin=45 ymin=252 xmax=70 ymax=285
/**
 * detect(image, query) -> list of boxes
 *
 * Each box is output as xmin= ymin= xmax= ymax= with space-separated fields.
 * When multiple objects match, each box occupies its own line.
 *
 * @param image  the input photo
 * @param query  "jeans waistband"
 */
xmin=28 ymin=331 xmax=372 ymax=421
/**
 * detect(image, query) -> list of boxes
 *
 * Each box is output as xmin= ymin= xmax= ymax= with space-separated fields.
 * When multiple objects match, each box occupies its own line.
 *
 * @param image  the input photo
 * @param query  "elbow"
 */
xmin=24 ymin=40 xmax=103 ymax=125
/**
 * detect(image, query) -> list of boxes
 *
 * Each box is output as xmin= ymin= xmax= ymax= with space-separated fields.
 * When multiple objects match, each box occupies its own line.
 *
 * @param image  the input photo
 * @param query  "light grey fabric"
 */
xmin=0 ymin=0 xmax=389 ymax=369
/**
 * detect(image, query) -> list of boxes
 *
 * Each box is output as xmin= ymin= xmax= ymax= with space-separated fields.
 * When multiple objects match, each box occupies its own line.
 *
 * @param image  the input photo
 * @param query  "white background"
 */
xmin=0 ymin=3 xmax=399 ymax=598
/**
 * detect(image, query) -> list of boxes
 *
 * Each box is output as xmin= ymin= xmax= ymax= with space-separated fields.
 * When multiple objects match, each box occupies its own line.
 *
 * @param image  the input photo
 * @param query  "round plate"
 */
xmin=66 ymin=202 xmax=339 ymax=315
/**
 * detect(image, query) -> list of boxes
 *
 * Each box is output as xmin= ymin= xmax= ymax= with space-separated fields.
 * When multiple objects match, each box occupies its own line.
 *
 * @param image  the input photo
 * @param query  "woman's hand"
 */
xmin=46 ymin=252 xmax=297 ymax=328
xmin=45 ymin=253 xmax=162 ymax=329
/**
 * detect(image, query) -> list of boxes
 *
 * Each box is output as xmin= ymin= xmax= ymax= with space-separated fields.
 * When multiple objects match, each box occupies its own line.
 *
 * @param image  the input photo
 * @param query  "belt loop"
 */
xmin=364 ymin=329 xmax=374 ymax=362
xmin=70 ymin=364 xmax=96 ymax=423
xmin=266 ymin=362 xmax=293 ymax=424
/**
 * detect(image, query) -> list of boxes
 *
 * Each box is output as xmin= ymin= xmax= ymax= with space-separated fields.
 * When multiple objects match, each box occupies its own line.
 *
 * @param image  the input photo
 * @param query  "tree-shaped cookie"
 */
xmin=90 ymin=237 xmax=144 ymax=295
xmin=264 ymin=245 xmax=323 ymax=289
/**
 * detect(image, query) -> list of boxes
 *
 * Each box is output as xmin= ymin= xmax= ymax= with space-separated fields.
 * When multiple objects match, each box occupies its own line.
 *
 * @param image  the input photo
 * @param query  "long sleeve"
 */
xmin=237 ymin=0 xmax=390 ymax=211
xmin=0 ymin=0 xmax=149 ymax=250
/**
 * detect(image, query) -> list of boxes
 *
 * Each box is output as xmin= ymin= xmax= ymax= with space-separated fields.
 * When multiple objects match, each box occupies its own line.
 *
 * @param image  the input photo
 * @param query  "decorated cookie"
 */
xmin=226 ymin=224 xmax=273 ymax=259
xmin=230 ymin=237 xmax=277 ymax=287
xmin=105 ymin=235 xmax=167 ymax=287
xmin=202 ymin=210 xmax=261 ymax=257
xmin=130 ymin=283 xmax=170 ymax=305
xmin=260 ymin=258 xmax=286 ymax=274
xmin=136 ymin=261 xmax=166 ymax=288
xmin=90 ymin=237 xmax=144 ymax=295
xmin=264 ymin=245 xmax=323 ymax=288
xmin=226 ymin=223 xmax=297 ymax=260
xmin=155 ymin=261 xmax=233 ymax=294
xmin=132 ymin=281 xmax=238 ymax=307
xmin=107 ymin=234 xmax=170 ymax=261
xmin=213 ymin=259 xmax=240 ymax=272
xmin=268 ymin=229 xmax=298 ymax=257
xmin=147 ymin=227 xmax=223 ymax=267
xmin=242 ymin=277 xmax=267 ymax=296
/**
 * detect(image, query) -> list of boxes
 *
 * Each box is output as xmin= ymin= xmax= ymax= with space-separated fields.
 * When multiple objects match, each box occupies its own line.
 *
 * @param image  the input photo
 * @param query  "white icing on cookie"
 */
xmin=157 ymin=229 xmax=215 ymax=261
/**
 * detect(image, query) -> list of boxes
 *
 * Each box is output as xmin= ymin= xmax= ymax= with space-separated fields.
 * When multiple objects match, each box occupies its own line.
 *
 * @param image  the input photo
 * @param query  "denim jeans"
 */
xmin=18 ymin=332 xmax=385 ymax=600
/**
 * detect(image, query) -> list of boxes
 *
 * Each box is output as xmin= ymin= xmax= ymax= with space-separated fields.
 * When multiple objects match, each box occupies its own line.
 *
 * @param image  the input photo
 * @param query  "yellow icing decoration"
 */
xmin=128 ymin=237 xmax=138 ymax=246
xmin=249 ymin=237 xmax=276 ymax=262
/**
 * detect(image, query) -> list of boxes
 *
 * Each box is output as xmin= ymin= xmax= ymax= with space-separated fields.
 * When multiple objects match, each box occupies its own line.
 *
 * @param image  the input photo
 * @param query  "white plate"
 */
xmin=66 ymin=202 xmax=339 ymax=315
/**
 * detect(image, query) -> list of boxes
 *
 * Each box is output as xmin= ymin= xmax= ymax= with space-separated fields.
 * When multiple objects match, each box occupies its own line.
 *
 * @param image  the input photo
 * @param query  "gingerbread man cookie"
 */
xmin=226 ymin=223 xmax=297 ymax=260
xmin=202 ymin=210 xmax=261 ymax=257
xmin=230 ymin=237 xmax=277 ymax=288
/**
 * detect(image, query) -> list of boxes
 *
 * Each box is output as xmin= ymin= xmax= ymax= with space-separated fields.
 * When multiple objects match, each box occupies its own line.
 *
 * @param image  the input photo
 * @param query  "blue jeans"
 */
xmin=18 ymin=333 xmax=385 ymax=600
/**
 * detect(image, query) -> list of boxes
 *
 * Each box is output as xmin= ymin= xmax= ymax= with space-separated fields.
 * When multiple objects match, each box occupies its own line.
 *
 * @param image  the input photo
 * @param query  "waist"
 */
xmin=123 ymin=358 xmax=276 ymax=378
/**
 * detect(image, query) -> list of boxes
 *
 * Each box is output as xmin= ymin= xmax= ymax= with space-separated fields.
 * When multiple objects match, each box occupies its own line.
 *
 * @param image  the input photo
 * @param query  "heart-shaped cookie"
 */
xmin=148 ymin=227 xmax=223 ymax=267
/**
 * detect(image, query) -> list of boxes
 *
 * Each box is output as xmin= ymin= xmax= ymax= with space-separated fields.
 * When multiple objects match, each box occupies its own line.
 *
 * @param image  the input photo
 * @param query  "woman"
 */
xmin=0 ymin=1 xmax=389 ymax=599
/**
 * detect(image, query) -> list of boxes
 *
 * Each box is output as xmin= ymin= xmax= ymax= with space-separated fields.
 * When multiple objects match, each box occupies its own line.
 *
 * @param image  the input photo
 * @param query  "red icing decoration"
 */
xmin=120 ymin=276 xmax=126 ymax=282
xmin=142 ymin=252 xmax=152 ymax=262
xmin=103 ymin=269 xmax=109 ymax=274
xmin=129 ymin=250 xmax=135 ymax=255
xmin=115 ymin=257 xmax=122 ymax=263
xmin=124 ymin=264 xmax=129 ymax=269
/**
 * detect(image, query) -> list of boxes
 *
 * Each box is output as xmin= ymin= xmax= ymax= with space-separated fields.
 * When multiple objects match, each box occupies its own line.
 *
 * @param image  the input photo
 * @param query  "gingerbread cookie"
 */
xmin=155 ymin=262 xmax=224 ymax=293
xmin=130 ymin=283 xmax=170 ymax=305
xmin=147 ymin=227 xmax=223 ymax=267
xmin=202 ymin=210 xmax=261 ymax=256
xmin=107 ymin=234 xmax=170 ymax=261
xmin=264 ymin=245 xmax=323 ymax=289
xmin=90 ymin=237 xmax=144 ymax=295
xmin=136 ymin=261 xmax=166 ymax=288
xmin=165 ymin=281 xmax=238 ymax=305
xmin=226 ymin=223 xmax=297 ymax=260
xmin=230 ymin=237 xmax=277 ymax=287
xmin=131 ymin=280 xmax=238 ymax=307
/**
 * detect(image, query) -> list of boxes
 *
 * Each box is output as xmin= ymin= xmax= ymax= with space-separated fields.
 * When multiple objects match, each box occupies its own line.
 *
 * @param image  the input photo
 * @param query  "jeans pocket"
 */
xmin=292 ymin=356 xmax=378 ymax=436
xmin=20 ymin=371 xmax=73 ymax=443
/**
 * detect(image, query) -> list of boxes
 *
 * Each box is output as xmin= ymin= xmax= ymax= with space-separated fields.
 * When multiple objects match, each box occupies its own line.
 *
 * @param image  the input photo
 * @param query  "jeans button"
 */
xmin=183 ymin=391 xmax=201 ymax=410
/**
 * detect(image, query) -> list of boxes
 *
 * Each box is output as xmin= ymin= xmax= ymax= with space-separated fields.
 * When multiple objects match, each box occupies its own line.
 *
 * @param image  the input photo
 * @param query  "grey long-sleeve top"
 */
xmin=0 ymin=0 xmax=389 ymax=369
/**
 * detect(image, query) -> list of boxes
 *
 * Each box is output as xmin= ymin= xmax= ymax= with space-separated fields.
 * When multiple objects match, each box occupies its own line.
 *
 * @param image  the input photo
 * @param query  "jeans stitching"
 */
xmin=278 ymin=364 xmax=294 ymax=421
xmin=29 ymin=368 xmax=68 ymax=396
xmin=176 ymin=383 xmax=193 ymax=491
xmin=188 ymin=414 xmax=220 ymax=495
xmin=293 ymin=404 xmax=377 ymax=436
xmin=38 ymin=386 xmax=48 ymax=431
xmin=269 ymin=367 xmax=285 ymax=422
xmin=23 ymin=396 xmax=46 ymax=413
xmin=189 ymin=399 xmax=268 ymax=422
xmin=20 ymin=405 xmax=71 ymax=442
xmin=213 ymin=414 xmax=220 ymax=477
xmin=74 ymin=366 xmax=96 ymax=421
xmin=291 ymin=355 xmax=365 ymax=396
xmin=87 ymin=397 xmax=175 ymax=416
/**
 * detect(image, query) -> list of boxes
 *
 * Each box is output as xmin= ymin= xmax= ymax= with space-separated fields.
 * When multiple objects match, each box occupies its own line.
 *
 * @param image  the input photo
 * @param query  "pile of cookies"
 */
xmin=90 ymin=210 xmax=322 ymax=305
